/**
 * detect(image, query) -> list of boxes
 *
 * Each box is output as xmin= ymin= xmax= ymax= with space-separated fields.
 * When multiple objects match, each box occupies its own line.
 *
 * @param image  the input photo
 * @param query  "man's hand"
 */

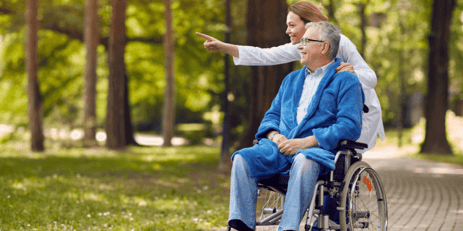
xmin=272 ymin=134 xmax=288 ymax=146
xmin=278 ymin=136 xmax=318 ymax=157
xmin=336 ymin=62 xmax=357 ymax=75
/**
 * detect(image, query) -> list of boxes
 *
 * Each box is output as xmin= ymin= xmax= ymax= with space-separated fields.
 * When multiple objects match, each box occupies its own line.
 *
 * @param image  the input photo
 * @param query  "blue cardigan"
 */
xmin=232 ymin=58 xmax=364 ymax=179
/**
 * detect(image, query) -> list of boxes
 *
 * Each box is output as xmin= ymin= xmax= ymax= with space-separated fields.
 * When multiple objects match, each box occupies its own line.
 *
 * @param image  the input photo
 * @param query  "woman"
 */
xmin=196 ymin=2 xmax=384 ymax=152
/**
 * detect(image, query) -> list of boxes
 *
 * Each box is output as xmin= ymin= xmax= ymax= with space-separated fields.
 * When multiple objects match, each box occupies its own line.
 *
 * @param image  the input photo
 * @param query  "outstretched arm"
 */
xmin=196 ymin=32 xmax=239 ymax=58
xmin=197 ymin=32 xmax=300 ymax=66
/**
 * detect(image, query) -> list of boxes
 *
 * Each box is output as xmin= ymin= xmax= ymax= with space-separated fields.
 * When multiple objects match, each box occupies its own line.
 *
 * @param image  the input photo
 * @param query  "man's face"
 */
xmin=297 ymin=27 xmax=323 ymax=68
xmin=286 ymin=11 xmax=306 ymax=45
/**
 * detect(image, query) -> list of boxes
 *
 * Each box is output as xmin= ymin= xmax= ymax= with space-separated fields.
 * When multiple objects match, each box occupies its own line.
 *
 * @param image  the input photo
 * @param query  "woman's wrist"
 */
xmin=224 ymin=43 xmax=239 ymax=57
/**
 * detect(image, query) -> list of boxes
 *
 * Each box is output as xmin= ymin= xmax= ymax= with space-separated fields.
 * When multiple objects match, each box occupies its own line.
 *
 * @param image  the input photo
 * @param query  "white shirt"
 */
xmin=233 ymin=34 xmax=385 ymax=152
xmin=297 ymin=60 xmax=334 ymax=124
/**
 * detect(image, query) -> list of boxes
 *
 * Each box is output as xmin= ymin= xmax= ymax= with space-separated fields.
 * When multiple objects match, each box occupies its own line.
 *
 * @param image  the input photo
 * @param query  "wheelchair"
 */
xmin=229 ymin=140 xmax=388 ymax=231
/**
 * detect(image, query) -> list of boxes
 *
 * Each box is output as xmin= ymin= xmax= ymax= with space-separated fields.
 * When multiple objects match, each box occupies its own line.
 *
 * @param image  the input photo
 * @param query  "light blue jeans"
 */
xmin=229 ymin=153 xmax=320 ymax=231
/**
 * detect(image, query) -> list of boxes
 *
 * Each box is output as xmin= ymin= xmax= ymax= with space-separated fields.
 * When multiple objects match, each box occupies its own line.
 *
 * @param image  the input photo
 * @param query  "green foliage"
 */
xmin=0 ymin=140 xmax=229 ymax=230
xmin=0 ymin=0 xmax=233 ymax=134
xmin=449 ymin=0 xmax=463 ymax=107
xmin=1 ymin=0 xmax=462 ymax=142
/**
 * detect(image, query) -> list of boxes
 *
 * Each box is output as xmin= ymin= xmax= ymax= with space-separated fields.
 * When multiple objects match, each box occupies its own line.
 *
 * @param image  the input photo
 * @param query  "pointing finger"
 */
xmin=196 ymin=32 xmax=215 ymax=42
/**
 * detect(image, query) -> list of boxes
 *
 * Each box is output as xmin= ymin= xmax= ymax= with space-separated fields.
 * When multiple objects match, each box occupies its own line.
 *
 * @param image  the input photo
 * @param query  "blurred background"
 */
xmin=2 ymin=0 xmax=463 ymax=230
xmin=1 ymin=0 xmax=462 ymax=155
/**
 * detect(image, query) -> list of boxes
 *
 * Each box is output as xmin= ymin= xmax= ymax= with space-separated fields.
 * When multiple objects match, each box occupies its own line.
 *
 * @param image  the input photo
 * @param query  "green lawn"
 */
xmin=0 ymin=139 xmax=230 ymax=230
xmin=3 ymin=117 xmax=463 ymax=230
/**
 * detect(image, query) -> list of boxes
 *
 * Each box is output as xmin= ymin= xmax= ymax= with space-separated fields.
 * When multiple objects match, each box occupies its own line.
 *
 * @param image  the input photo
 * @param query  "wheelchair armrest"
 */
xmin=338 ymin=140 xmax=368 ymax=150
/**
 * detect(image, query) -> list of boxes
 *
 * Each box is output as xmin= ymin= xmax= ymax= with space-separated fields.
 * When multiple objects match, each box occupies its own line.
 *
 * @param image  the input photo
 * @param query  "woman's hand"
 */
xmin=196 ymin=32 xmax=239 ymax=57
xmin=336 ymin=62 xmax=357 ymax=75
xmin=196 ymin=32 xmax=224 ymax=52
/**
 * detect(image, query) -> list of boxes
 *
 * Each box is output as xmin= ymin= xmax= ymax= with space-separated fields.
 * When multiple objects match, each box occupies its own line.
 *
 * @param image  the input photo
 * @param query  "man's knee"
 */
xmin=233 ymin=154 xmax=245 ymax=165
xmin=293 ymin=153 xmax=320 ymax=172
xmin=232 ymin=154 xmax=250 ymax=173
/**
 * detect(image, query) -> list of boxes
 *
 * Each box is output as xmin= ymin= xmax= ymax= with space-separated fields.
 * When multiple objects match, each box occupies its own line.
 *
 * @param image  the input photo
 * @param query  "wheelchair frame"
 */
xmin=252 ymin=140 xmax=388 ymax=231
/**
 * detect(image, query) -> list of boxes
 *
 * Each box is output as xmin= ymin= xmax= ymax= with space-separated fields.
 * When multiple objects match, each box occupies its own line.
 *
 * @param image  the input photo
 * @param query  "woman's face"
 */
xmin=286 ymin=11 xmax=307 ymax=45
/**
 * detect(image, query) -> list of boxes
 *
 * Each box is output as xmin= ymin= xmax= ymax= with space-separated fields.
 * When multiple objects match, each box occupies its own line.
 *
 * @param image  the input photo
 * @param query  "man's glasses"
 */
xmin=300 ymin=37 xmax=325 ymax=46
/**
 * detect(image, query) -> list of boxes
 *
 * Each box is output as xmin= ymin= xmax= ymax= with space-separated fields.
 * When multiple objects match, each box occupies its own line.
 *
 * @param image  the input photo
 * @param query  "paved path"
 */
xmin=221 ymin=152 xmax=463 ymax=231
xmin=364 ymin=155 xmax=463 ymax=231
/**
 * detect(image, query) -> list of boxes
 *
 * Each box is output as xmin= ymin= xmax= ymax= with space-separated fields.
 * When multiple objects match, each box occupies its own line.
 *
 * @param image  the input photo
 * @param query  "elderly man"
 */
xmin=227 ymin=21 xmax=365 ymax=231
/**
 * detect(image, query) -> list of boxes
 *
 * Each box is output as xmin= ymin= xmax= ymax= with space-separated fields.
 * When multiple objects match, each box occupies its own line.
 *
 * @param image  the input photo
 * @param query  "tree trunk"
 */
xmin=26 ymin=0 xmax=44 ymax=152
xmin=326 ymin=0 xmax=338 ymax=25
xmin=105 ymin=0 xmax=127 ymax=150
xmin=124 ymin=73 xmax=138 ymax=145
xmin=219 ymin=0 xmax=232 ymax=169
xmin=358 ymin=1 xmax=368 ymax=58
xmin=237 ymin=0 xmax=293 ymax=150
xmin=162 ymin=0 xmax=175 ymax=147
xmin=83 ymin=0 xmax=98 ymax=144
xmin=421 ymin=0 xmax=455 ymax=154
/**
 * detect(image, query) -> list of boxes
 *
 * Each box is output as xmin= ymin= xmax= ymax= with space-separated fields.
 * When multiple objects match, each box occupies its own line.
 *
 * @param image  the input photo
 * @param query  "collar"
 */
xmin=305 ymin=60 xmax=336 ymax=77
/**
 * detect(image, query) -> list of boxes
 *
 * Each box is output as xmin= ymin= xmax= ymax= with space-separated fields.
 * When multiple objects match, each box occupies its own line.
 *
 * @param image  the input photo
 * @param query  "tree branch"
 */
xmin=44 ymin=22 xmax=162 ymax=49
xmin=1 ymin=6 xmax=162 ymax=47
xmin=129 ymin=37 xmax=163 ymax=44
xmin=0 ymin=7 xmax=13 ymax=14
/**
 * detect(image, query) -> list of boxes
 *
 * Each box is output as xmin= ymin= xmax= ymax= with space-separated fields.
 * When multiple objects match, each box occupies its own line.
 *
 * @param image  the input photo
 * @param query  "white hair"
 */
xmin=305 ymin=21 xmax=341 ymax=59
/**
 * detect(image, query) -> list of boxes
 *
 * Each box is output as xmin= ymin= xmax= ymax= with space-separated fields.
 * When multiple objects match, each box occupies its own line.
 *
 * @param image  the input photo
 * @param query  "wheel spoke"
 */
xmin=340 ymin=161 xmax=388 ymax=231
xmin=256 ymin=186 xmax=285 ymax=230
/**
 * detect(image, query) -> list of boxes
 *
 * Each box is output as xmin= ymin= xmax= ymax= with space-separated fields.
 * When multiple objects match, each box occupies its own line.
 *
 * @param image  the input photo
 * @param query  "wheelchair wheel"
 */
xmin=339 ymin=161 xmax=388 ymax=231
xmin=255 ymin=185 xmax=285 ymax=230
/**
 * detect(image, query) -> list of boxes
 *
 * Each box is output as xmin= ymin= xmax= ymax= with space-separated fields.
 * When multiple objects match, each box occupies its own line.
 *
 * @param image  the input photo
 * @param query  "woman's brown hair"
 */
xmin=289 ymin=2 xmax=328 ymax=24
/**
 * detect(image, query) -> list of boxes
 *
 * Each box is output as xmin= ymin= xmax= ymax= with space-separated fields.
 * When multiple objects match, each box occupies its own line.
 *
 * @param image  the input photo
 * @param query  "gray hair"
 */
xmin=305 ymin=21 xmax=341 ymax=60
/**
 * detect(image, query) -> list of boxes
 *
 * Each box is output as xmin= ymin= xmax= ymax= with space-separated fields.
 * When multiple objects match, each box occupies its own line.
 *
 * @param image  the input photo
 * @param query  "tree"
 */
xmin=106 ymin=0 xmax=128 ymax=150
xmin=26 ymin=0 xmax=44 ymax=152
xmin=421 ymin=0 xmax=455 ymax=154
xmin=358 ymin=0 xmax=369 ymax=57
xmin=219 ymin=0 xmax=232 ymax=168
xmin=237 ymin=0 xmax=293 ymax=150
xmin=162 ymin=0 xmax=175 ymax=147
xmin=325 ymin=0 xmax=338 ymax=28
xmin=124 ymin=74 xmax=138 ymax=146
xmin=83 ymin=0 xmax=99 ymax=144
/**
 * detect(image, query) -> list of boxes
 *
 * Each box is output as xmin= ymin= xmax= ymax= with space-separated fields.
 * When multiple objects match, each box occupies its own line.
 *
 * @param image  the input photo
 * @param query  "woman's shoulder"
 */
xmin=339 ymin=34 xmax=357 ymax=48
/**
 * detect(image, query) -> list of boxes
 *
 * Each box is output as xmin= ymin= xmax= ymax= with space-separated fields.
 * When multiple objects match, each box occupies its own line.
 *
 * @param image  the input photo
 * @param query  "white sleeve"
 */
xmin=233 ymin=43 xmax=301 ymax=66
xmin=337 ymin=35 xmax=377 ymax=90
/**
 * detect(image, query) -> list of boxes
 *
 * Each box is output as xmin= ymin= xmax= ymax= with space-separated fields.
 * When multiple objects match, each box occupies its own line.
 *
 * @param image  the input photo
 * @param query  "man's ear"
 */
xmin=321 ymin=41 xmax=330 ymax=55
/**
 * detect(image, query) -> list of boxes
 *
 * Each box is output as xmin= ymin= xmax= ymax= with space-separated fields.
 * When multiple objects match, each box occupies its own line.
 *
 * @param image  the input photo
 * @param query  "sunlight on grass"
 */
xmin=4 ymin=111 xmax=462 ymax=230
xmin=0 ymin=138 xmax=230 ymax=230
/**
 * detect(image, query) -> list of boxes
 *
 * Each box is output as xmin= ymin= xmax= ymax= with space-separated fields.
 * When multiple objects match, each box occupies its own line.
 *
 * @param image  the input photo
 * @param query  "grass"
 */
xmin=0 ymin=137 xmax=230 ymax=230
xmin=3 ymin=112 xmax=463 ymax=230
